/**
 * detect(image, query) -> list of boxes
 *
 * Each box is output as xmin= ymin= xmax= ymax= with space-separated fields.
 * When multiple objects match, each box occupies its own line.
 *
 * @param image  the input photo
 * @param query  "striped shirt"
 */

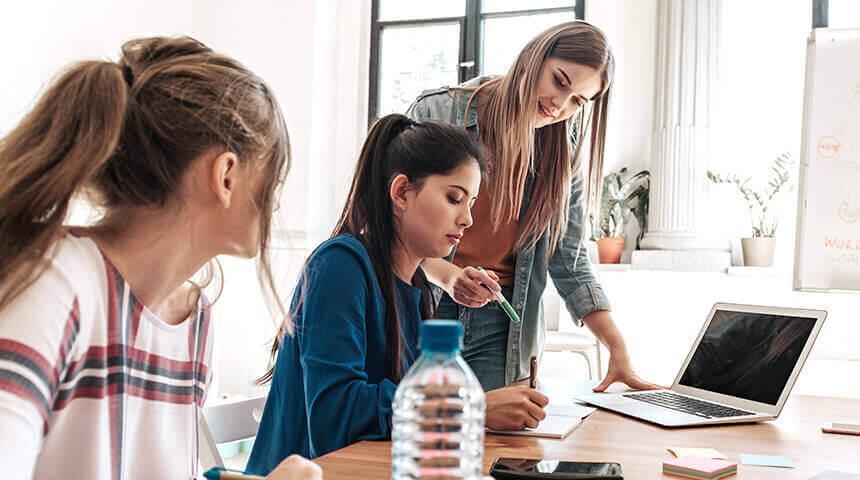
xmin=0 ymin=234 xmax=213 ymax=480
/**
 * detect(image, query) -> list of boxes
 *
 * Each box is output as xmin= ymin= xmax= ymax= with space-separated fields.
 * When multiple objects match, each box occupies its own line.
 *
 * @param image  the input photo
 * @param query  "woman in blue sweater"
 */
xmin=246 ymin=114 xmax=486 ymax=472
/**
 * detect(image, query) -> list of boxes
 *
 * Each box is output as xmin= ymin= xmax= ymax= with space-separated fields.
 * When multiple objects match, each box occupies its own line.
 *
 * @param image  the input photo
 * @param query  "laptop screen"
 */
xmin=678 ymin=309 xmax=817 ymax=405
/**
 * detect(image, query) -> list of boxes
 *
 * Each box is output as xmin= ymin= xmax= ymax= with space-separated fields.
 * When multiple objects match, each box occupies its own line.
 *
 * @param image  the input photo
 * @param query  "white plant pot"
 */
xmin=741 ymin=237 xmax=776 ymax=266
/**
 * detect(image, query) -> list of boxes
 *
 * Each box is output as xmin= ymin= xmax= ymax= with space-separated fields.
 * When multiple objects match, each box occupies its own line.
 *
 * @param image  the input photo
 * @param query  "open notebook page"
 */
xmin=487 ymin=403 xmax=596 ymax=439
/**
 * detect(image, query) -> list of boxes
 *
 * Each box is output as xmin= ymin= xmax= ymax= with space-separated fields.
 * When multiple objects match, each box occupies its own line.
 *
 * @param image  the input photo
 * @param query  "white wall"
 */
xmin=187 ymin=0 xmax=320 ymax=241
xmin=0 ymin=1 xmax=192 ymax=134
xmin=305 ymin=0 xmax=372 ymax=245
xmin=586 ymin=0 xmax=658 ymax=179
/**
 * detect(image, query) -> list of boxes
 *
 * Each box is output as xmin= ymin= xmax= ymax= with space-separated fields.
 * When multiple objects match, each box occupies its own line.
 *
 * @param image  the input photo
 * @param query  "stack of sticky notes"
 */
xmin=663 ymin=457 xmax=738 ymax=479
xmin=667 ymin=447 xmax=728 ymax=460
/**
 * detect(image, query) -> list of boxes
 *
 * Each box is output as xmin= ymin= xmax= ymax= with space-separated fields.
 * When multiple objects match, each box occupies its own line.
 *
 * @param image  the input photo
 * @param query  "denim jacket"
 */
xmin=406 ymin=77 xmax=612 ymax=384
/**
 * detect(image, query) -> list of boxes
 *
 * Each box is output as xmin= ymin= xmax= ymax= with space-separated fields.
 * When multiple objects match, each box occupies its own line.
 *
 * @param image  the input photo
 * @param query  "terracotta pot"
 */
xmin=596 ymin=238 xmax=625 ymax=264
xmin=741 ymin=237 xmax=776 ymax=266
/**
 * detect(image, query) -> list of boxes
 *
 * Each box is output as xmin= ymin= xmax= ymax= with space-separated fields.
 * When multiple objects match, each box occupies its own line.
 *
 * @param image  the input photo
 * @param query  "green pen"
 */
xmin=476 ymin=267 xmax=520 ymax=323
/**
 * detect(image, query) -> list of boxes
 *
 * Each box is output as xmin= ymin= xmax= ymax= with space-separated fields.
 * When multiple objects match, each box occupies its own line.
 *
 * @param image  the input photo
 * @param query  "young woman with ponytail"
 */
xmin=246 ymin=114 xmax=487 ymax=471
xmin=0 ymin=37 xmax=319 ymax=480
xmin=407 ymin=21 xmax=659 ymax=409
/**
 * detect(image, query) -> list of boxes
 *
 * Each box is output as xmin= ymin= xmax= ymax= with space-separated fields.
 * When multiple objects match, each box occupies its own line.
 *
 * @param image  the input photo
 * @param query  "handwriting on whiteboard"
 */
xmin=817 ymin=136 xmax=841 ymax=158
xmin=824 ymin=235 xmax=860 ymax=265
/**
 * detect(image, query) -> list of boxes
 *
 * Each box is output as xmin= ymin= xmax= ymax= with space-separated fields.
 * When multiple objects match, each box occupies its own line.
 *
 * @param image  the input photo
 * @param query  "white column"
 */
xmin=634 ymin=0 xmax=730 ymax=271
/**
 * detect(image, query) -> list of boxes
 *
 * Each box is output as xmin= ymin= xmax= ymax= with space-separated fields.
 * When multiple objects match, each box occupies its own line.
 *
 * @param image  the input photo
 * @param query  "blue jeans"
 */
xmin=436 ymin=286 xmax=514 ymax=392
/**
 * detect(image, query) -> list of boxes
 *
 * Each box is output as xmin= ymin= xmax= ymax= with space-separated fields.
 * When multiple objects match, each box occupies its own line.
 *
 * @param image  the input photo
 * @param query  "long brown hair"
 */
xmin=462 ymin=21 xmax=614 ymax=252
xmin=259 ymin=114 xmax=484 ymax=384
xmin=0 ymin=37 xmax=290 ymax=324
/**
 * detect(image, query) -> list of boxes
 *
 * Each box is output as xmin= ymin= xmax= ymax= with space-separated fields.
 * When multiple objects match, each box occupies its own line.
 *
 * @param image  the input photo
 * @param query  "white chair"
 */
xmin=198 ymin=396 xmax=267 ymax=470
xmin=543 ymin=241 xmax=602 ymax=380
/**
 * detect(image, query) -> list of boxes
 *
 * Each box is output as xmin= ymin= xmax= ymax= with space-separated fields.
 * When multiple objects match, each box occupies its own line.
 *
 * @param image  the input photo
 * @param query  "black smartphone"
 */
xmin=489 ymin=457 xmax=623 ymax=480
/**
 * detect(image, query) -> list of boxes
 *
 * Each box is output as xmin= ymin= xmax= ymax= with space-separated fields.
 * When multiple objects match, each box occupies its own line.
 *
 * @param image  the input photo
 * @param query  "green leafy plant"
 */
xmin=590 ymin=167 xmax=650 ymax=244
xmin=707 ymin=152 xmax=794 ymax=238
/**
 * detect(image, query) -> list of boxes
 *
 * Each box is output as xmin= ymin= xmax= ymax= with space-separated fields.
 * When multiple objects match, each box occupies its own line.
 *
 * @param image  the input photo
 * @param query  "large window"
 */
xmin=368 ymin=0 xmax=584 ymax=123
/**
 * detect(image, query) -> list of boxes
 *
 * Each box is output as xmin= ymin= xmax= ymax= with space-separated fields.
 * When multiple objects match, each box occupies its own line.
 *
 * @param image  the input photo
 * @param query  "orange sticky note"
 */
xmin=667 ymin=447 xmax=729 ymax=460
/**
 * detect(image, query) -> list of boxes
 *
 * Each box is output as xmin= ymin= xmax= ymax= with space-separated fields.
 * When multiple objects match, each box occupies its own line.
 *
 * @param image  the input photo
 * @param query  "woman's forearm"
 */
xmin=582 ymin=309 xmax=661 ymax=391
xmin=421 ymin=257 xmax=458 ymax=290
xmin=581 ymin=309 xmax=628 ymax=357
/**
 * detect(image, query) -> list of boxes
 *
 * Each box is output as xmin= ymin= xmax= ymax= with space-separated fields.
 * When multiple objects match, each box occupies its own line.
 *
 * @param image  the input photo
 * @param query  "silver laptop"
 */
xmin=575 ymin=303 xmax=827 ymax=427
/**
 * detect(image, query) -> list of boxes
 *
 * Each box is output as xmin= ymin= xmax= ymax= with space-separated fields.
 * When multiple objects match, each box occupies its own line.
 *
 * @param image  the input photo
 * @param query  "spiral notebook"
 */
xmin=487 ymin=403 xmax=596 ymax=439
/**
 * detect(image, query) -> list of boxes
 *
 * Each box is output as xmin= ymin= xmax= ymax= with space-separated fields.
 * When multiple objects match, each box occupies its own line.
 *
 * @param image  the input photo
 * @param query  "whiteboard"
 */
xmin=794 ymin=29 xmax=860 ymax=292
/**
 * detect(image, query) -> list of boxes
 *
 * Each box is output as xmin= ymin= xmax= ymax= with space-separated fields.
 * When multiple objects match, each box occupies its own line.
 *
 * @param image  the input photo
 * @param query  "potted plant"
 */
xmin=707 ymin=152 xmax=794 ymax=267
xmin=590 ymin=167 xmax=650 ymax=263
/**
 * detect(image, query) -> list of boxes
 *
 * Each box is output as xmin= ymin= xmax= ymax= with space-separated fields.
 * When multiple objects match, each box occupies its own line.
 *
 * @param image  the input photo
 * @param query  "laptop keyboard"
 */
xmin=623 ymin=391 xmax=754 ymax=419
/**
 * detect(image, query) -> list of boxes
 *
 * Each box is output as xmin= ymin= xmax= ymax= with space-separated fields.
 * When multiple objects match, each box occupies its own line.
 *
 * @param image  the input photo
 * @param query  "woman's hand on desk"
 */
xmin=580 ymin=310 xmax=663 ymax=393
xmin=266 ymin=454 xmax=323 ymax=480
xmin=592 ymin=352 xmax=663 ymax=393
xmin=485 ymin=385 xmax=549 ymax=430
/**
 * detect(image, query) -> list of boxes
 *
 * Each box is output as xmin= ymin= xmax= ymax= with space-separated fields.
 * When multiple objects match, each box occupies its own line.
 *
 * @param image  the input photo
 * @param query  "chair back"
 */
xmin=198 ymin=396 xmax=267 ymax=470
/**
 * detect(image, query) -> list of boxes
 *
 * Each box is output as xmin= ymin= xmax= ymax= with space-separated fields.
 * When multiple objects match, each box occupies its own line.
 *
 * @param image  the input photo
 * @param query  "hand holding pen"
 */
xmin=476 ymin=267 xmax=520 ymax=323
xmin=444 ymin=265 xmax=503 ymax=308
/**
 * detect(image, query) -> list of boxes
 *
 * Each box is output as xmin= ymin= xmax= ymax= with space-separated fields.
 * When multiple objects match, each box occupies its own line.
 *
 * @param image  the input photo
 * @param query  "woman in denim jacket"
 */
xmin=407 ymin=21 xmax=659 ymax=428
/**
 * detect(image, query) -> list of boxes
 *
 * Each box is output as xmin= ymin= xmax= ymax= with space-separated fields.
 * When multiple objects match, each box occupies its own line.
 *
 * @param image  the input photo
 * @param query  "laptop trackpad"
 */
xmin=581 ymin=394 xmax=702 ymax=425
xmin=576 ymin=393 xmax=630 ymax=407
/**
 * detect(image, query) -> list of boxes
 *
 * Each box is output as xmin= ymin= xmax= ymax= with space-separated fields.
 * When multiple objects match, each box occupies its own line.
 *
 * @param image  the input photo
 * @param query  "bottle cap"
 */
xmin=420 ymin=319 xmax=462 ymax=353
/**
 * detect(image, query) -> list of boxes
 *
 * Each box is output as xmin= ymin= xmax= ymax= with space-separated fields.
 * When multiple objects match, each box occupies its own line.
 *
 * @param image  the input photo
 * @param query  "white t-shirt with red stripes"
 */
xmin=0 ymin=234 xmax=213 ymax=480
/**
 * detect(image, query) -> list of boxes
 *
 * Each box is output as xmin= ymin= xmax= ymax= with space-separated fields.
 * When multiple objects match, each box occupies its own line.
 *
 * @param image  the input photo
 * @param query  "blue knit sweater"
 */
xmin=246 ymin=234 xmax=423 ymax=473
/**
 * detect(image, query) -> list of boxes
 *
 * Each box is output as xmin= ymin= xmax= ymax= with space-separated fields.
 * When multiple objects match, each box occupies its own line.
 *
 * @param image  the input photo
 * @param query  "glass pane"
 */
xmin=378 ymin=23 xmax=461 ymax=117
xmin=829 ymin=0 xmax=860 ymax=28
xmin=482 ymin=0 xmax=575 ymax=14
xmin=481 ymin=12 xmax=576 ymax=76
xmin=379 ymin=0 xmax=465 ymax=21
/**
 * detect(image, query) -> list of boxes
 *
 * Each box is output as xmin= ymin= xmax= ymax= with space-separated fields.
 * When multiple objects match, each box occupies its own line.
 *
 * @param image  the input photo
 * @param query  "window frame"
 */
xmin=367 ymin=0 xmax=585 ymax=125
xmin=813 ymin=0 xmax=828 ymax=28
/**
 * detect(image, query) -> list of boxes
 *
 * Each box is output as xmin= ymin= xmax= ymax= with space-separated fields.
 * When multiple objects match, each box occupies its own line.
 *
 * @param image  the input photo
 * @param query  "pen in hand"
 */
xmin=475 ymin=267 xmax=520 ymax=323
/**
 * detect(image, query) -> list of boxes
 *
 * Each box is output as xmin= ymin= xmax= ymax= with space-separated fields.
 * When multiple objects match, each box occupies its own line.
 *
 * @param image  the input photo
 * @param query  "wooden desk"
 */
xmin=316 ymin=395 xmax=860 ymax=479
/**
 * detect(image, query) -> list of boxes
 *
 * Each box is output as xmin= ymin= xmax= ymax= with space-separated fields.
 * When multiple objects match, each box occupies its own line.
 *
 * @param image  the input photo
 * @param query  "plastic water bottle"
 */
xmin=392 ymin=320 xmax=486 ymax=480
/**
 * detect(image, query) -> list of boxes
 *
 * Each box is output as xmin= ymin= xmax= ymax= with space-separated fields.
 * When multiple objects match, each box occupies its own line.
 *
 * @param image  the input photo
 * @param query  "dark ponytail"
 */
xmin=0 ymin=61 xmax=128 ymax=311
xmin=260 ymin=114 xmax=484 ymax=384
